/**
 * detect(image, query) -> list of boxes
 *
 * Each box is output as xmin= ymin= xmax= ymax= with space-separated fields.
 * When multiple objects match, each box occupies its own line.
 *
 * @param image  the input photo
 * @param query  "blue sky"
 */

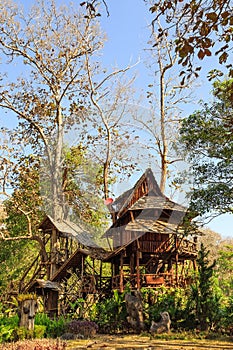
xmin=98 ymin=1 xmax=232 ymax=238
xmin=1 ymin=0 xmax=232 ymax=238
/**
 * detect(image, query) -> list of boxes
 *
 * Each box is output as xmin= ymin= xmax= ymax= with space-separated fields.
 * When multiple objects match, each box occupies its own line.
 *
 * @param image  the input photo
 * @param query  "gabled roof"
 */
xmin=39 ymin=215 xmax=100 ymax=248
xmin=104 ymin=168 xmax=190 ymax=239
xmin=109 ymin=168 xmax=164 ymax=218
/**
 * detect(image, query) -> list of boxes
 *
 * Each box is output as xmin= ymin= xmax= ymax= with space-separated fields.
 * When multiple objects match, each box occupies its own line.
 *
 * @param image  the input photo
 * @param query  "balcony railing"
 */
xmin=111 ymin=272 xmax=193 ymax=291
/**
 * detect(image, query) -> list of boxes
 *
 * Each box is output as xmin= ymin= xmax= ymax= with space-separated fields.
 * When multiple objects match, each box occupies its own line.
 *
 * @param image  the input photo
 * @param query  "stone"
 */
xmin=150 ymin=311 xmax=171 ymax=334
xmin=125 ymin=292 xmax=145 ymax=333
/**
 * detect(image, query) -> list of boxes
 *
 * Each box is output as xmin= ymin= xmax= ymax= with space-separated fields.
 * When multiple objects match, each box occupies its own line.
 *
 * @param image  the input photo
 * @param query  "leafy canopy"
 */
xmin=180 ymin=79 xmax=233 ymax=216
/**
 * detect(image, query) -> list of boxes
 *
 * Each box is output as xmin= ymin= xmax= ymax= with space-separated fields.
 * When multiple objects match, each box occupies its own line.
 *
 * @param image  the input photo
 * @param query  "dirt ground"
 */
xmin=66 ymin=334 xmax=233 ymax=350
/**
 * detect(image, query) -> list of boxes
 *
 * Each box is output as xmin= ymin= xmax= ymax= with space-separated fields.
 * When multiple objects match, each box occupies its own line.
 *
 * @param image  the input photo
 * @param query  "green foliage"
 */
xmin=0 ymin=324 xmax=15 ymax=343
xmin=0 ymin=313 xmax=19 ymax=327
xmin=62 ymin=145 xmax=109 ymax=236
xmin=33 ymin=325 xmax=46 ymax=339
xmin=0 ymin=239 xmax=38 ymax=298
xmin=223 ymin=296 xmax=233 ymax=331
xmin=0 ymin=323 xmax=45 ymax=343
xmin=12 ymin=327 xmax=34 ymax=341
xmin=188 ymin=244 xmax=223 ymax=331
xmin=141 ymin=287 xmax=191 ymax=329
xmin=35 ymin=313 xmax=66 ymax=338
xmin=180 ymin=79 xmax=233 ymax=216
xmin=91 ymin=290 xmax=128 ymax=333
xmin=217 ymin=244 xmax=233 ymax=296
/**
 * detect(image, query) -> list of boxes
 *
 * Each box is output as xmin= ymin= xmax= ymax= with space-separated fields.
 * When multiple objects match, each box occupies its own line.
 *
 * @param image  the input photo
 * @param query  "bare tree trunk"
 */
xmin=158 ymin=49 xmax=169 ymax=193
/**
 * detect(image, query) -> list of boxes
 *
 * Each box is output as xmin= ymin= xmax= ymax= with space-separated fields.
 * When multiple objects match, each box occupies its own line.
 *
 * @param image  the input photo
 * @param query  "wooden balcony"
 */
xmin=110 ymin=272 xmax=193 ymax=292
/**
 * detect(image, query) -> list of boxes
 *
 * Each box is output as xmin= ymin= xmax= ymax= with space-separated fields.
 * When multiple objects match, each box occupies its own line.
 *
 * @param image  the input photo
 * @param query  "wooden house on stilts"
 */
xmin=24 ymin=168 xmax=198 ymax=316
xmin=102 ymin=168 xmax=198 ymax=291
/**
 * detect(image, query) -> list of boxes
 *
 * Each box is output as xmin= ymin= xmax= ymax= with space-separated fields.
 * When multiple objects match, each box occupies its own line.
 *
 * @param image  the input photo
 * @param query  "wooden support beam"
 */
xmin=136 ymin=249 xmax=140 ymax=290
xmin=99 ymin=260 xmax=103 ymax=289
xmin=120 ymin=252 xmax=124 ymax=293
xmin=130 ymin=252 xmax=135 ymax=275
xmin=50 ymin=227 xmax=58 ymax=279
xmin=130 ymin=211 xmax=135 ymax=222
xmin=175 ymin=253 xmax=179 ymax=285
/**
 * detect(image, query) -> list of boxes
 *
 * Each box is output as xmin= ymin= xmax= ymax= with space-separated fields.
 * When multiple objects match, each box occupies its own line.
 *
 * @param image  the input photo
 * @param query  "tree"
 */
xmin=0 ymin=0 xmax=105 ymax=222
xmin=179 ymin=79 xmax=233 ymax=217
xmin=134 ymin=18 xmax=194 ymax=194
xmin=199 ymin=228 xmax=233 ymax=297
xmin=192 ymin=243 xmax=220 ymax=331
xmin=83 ymin=53 xmax=138 ymax=200
xmin=217 ymin=243 xmax=233 ymax=297
xmin=0 ymin=145 xmax=109 ymax=296
xmin=147 ymin=0 xmax=233 ymax=81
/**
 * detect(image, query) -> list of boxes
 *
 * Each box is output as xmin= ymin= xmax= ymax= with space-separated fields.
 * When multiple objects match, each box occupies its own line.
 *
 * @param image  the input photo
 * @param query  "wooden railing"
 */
xmin=177 ymin=238 xmax=197 ymax=254
xmin=80 ymin=275 xmax=112 ymax=294
xmin=111 ymin=272 xmax=193 ymax=291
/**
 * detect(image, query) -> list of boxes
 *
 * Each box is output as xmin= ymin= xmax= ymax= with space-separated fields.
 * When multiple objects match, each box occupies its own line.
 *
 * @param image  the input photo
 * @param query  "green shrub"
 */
xmin=12 ymin=326 xmax=34 ymax=341
xmin=143 ymin=287 xmax=190 ymax=330
xmin=35 ymin=313 xmax=66 ymax=338
xmin=92 ymin=290 xmax=128 ymax=333
xmin=34 ymin=324 xmax=46 ymax=338
xmin=0 ymin=314 xmax=19 ymax=327
xmin=46 ymin=317 xmax=66 ymax=338
xmin=0 ymin=324 xmax=15 ymax=343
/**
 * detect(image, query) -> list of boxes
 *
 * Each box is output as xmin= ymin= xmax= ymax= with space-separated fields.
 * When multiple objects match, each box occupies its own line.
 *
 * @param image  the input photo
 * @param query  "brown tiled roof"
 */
xmin=129 ymin=195 xmax=186 ymax=212
xmin=125 ymin=219 xmax=184 ymax=234
xmin=104 ymin=219 xmax=185 ymax=238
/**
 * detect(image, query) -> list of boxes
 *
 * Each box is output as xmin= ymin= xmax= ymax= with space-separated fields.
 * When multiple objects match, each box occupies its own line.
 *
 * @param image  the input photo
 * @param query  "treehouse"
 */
xmin=102 ymin=168 xmax=198 ymax=292
xmin=26 ymin=215 xmax=106 ymax=316
xmin=24 ymin=169 xmax=198 ymax=316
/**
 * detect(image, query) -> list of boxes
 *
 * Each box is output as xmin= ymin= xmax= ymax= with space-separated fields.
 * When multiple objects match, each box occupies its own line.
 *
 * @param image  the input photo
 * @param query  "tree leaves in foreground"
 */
xmin=147 ymin=0 xmax=233 ymax=81
xmin=180 ymin=79 xmax=233 ymax=216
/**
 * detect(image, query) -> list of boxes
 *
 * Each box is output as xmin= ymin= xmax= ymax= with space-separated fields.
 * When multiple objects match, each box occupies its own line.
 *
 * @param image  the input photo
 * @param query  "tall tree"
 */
xmin=179 ymin=79 xmax=233 ymax=217
xmin=84 ymin=53 xmax=138 ymax=200
xmin=0 ymin=0 xmax=104 ymax=221
xmin=192 ymin=243 xmax=218 ymax=331
xmin=133 ymin=17 xmax=194 ymax=194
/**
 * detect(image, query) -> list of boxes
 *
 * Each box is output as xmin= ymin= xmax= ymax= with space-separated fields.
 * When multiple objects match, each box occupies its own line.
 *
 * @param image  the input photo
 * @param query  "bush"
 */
xmin=92 ymin=290 xmax=128 ymax=333
xmin=66 ymin=319 xmax=98 ymax=338
xmin=142 ymin=287 xmax=190 ymax=330
xmin=0 ymin=324 xmax=15 ymax=343
xmin=35 ymin=313 xmax=66 ymax=338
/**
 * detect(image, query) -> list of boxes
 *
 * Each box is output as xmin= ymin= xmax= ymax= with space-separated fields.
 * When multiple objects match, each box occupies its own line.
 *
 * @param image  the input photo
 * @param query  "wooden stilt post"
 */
xmin=120 ymin=252 xmax=124 ymax=292
xmin=99 ymin=260 xmax=103 ymax=289
xmin=193 ymin=259 xmax=197 ymax=271
xmin=50 ymin=227 xmax=58 ymax=279
xmin=136 ymin=249 xmax=140 ymax=290
xmin=175 ymin=254 xmax=179 ymax=285
xmin=130 ymin=252 xmax=135 ymax=289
